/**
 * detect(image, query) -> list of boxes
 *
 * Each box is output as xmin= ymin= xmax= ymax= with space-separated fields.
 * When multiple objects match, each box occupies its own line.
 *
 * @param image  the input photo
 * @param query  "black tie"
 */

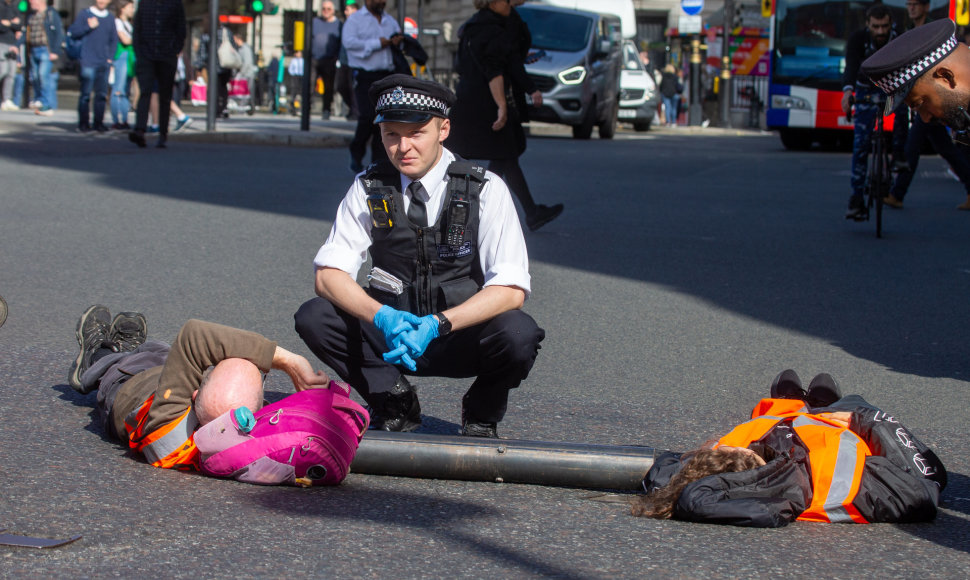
xmin=407 ymin=181 xmax=427 ymax=227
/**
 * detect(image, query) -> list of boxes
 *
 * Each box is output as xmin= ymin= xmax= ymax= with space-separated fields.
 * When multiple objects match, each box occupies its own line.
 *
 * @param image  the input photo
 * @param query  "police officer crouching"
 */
xmin=294 ymin=74 xmax=545 ymax=438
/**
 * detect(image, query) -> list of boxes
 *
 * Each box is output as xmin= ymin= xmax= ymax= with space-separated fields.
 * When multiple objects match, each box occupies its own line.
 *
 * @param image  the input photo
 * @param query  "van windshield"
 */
xmin=518 ymin=9 xmax=593 ymax=53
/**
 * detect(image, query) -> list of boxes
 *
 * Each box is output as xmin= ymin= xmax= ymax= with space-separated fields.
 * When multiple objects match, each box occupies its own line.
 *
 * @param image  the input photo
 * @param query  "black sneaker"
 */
xmin=68 ymin=305 xmax=112 ymax=393
xmin=108 ymin=311 xmax=147 ymax=353
xmin=845 ymin=196 xmax=867 ymax=220
xmin=368 ymin=377 xmax=422 ymax=432
xmin=526 ymin=203 xmax=564 ymax=231
xmin=769 ymin=369 xmax=806 ymax=400
xmin=807 ymin=373 xmax=842 ymax=408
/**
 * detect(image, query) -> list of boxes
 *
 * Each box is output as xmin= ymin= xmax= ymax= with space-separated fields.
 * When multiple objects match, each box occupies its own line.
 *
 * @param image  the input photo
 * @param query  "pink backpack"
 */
xmin=194 ymin=381 xmax=369 ymax=487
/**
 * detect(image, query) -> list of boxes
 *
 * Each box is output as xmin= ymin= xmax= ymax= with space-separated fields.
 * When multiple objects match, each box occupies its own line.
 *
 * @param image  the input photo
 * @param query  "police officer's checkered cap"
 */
xmin=861 ymin=19 xmax=960 ymax=112
xmin=375 ymin=90 xmax=450 ymax=116
xmin=369 ymin=74 xmax=457 ymax=120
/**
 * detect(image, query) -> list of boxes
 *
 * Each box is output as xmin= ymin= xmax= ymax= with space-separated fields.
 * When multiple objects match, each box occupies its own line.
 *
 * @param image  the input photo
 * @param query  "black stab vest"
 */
xmin=361 ymin=158 xmax=486 ymax=316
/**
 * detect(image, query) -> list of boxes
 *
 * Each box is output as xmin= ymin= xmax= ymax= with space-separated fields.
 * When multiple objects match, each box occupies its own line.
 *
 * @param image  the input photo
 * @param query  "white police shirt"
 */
xmin=341 ymin=8 xmax=401 ymax=72
xmin=314 ymin=148 xmax=532 ymax=297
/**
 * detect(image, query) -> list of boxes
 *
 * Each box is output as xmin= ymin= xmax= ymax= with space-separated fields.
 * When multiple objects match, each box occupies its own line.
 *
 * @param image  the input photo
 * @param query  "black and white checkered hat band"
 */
xmin=375 ymin=87 xmax=449 ymax=115
xmin=874 ymin=35 xmax=958 ymax=94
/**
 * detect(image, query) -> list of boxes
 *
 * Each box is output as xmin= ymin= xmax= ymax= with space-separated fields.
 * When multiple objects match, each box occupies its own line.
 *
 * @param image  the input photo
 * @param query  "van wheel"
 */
xmin=572 ymin=100 xmax=596 ymax=139
xmin=598 ymin=99 xmax=618 ymax=139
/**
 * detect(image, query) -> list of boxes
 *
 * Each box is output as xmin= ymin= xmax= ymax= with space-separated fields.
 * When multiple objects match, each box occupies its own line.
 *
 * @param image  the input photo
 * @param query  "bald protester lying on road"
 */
xmin=632 ymin=370 xmax=946 ymax=527
xmin=68 ymin=305 xmax=330 ymax=469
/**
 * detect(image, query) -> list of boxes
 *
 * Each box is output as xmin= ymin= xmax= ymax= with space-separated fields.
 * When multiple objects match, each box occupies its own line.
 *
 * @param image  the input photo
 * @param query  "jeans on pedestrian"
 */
xmin=0 ymin=44 xmax=15 ymax=102
xmin=46 ymin=70 xmax=59 ymax=109
xmin=110 ymin=57 xmax=130 ymax=124
xmin=662 ymin=95 xmax=679 ymax=126
xmin=850 ymin=100 xmax=880 ymax=199
xmin=78 ymin=64 xmax=110 ymax=128
xmin=29 ymin=46 xmax=52 ymax=108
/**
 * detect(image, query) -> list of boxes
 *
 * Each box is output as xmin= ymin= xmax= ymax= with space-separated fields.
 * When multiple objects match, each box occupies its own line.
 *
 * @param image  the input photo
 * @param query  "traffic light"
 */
xmin=761 ymin=0 xmax=774 ymax=18
xmin=249 ymin=0 xmax=265 ymax=15
xmin=16 ymin=0 xmax=28 ymax=14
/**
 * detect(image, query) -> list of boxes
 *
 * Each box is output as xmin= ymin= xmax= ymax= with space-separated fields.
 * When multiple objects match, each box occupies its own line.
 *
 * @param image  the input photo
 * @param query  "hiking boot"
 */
xmin=883 ymin=194 xmax=904 ymax=209
xmin=769 ymin=369 xmax=805 ymax=401
xmin=368 ymin=376 xmax=422 ymax=432
xmin=108 ymin=311 xmax=147 ymax=353
xmin=526 ymin=203 xmax=564 ymax=231
xmin=807 ymin=373 xmax=843 ymax=408
xmin=68 ymin=305 xmax=112 ymax=393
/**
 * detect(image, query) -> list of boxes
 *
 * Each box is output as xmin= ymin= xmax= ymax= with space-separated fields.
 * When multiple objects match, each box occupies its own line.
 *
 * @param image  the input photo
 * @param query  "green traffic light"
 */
xmin=17 ymin=0 xmax=28 ymax=12
xmin=251 ymin=0 xmax=265 ymax=13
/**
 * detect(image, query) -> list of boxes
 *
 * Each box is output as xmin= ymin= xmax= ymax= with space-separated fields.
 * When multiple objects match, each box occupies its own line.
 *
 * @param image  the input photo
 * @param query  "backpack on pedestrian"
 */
xmin=194 ymin=381 xmax=370 ymax=487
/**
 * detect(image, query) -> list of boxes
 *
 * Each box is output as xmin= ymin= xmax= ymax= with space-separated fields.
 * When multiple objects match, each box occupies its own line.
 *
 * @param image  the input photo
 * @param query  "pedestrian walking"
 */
xmin=341 ymin=0 xmax=402 ymax=173
xmin=67 ymin=0 xmax=118 ymax=132
xmin=446 ymin=0 xmax=563 ymax=231
xmin=25 ymin=0 xmax=63 ymax=115
xmin=335 ymin=0 xmax=359 ymax=120
xmin=109 ymin=0 xmax=134 ymax=129
xmin=312 ymin=0 xmax=340 ymax=120
xmin=129 ymin=0 xmax=186 ymax=149
xmin=0 ymin=0 xmax=24 ymax=112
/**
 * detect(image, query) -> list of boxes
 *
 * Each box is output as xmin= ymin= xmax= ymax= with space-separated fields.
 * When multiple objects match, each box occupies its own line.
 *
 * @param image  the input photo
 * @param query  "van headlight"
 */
xmin=771 ymin=95 xmax=811 ymax=110
xmin=558 ymin=66 xmax=587 ymax=85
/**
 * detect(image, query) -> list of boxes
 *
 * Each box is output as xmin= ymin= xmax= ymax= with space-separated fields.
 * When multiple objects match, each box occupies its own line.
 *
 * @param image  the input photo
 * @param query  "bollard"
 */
xmin=350 ymin=431 xmax=656 ymax=490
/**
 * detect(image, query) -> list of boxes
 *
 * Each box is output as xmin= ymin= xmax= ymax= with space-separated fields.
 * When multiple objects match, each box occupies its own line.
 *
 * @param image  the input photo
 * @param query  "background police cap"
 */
xmin=369 ymin=74 xmax=457 ymax=124
xmin=861 ymin=18 xmax=959 ymax=114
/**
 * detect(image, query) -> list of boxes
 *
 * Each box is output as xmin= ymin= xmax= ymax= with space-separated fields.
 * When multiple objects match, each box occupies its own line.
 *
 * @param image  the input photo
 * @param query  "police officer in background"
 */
xmin=862 ymin=19 xmax=970 ymax=210
xmin=294 ymin=75 xmax=545 ymax=439
xmin=842 ymin=3 xmax=907 ymax=220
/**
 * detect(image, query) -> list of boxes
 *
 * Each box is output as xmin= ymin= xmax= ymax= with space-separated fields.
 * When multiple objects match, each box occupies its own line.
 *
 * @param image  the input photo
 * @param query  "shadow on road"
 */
xmin=901 ymin=472 xmax=970 ymax=554
xmin=252 ymin=486 xmax=588 ymax=579
xmin=3 ymin=131 xmax=969 ymax=384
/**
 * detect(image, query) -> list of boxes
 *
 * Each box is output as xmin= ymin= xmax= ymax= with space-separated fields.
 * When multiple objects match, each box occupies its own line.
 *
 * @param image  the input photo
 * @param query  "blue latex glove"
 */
xmin=373 ymin=305 xmax=420 ymax=350
xmin=383 ymin=344 xmax=418 ymax=372
xmin=400 ymin=314 xmax=440 ymax=359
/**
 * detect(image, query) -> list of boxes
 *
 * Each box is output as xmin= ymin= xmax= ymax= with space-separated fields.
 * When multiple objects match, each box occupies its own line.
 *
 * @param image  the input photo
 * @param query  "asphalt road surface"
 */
xmin=1 ymin=119 xmax=969 ymax=577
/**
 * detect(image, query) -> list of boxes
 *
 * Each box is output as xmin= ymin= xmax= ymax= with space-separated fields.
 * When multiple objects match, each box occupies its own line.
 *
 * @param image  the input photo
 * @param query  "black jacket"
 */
xmin=446 ymin=8 xmax=526 ymax=160
xmin=842 ymin=27 xmax=897 ymax=91
xmin=643 ymin=397 xmax=946 ymax=528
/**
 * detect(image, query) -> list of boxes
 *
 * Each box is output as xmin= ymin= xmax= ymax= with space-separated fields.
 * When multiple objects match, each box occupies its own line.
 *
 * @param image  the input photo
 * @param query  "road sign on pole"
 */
xmin=682 ymin=0 xmax=704 ymax=16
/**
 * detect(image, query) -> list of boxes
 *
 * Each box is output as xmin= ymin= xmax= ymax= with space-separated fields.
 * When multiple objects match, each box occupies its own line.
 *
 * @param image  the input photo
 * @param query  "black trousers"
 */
xmin=315 ymin=57 xmax=337 ymax=113
xmin=336 ymin=63 xmax=357 ymax=117
xmin=134 ymin=57 xmax=177 ymax=136
xmin=892 ymin=114 xmax=970 ymax=199
xmin=294 ymin=297 xmax=545 ymax=423
xmin=349 ymin=68 xmax=394 ymax=166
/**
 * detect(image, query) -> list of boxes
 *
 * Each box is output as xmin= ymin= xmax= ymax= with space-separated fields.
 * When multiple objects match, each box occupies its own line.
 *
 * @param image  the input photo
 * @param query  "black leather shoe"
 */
xmin=770 ymin=369 xmax=805 ymax=400
xmin=460 ymin=401 xmax=499 ymax=438
xmin=129 ymin=130 xmax=146 ymax=148
xmin=807 ymin=373 xmax=842 ymax=408
xmin=368 ymin=376 xmax=422 ymax=432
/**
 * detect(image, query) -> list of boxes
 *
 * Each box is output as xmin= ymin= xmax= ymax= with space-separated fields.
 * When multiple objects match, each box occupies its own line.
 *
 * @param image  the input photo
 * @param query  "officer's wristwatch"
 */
xmin=435 ymin=312 xmax=452 ymax=336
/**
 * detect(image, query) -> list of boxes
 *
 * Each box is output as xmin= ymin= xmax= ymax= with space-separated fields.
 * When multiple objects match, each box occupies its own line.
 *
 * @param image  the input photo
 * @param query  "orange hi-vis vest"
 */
xmin=124 ymin=395 xmax=200 ymax=470
xmin=715 ymin=398 xmax=872 ymax=524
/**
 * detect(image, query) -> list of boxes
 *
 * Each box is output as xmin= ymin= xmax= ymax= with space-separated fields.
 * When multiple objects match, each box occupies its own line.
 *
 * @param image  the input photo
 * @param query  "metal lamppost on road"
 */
xmin=206 ymin=0 xmax=218 ymax=132
xmin=688 ymin=35 xmax=702 ymax=126
xmin=300 ymin=0 xmax=313 ymax=131
xmin=719 ymin=0 xmax=733 ymax=128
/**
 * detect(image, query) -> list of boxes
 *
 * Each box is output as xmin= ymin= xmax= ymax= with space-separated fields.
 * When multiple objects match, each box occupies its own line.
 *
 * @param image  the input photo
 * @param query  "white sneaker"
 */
xmin=0 ymin=100 xmax=20 ymax=112
xmin=29 ymin=100 xmax=42 ymax=110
